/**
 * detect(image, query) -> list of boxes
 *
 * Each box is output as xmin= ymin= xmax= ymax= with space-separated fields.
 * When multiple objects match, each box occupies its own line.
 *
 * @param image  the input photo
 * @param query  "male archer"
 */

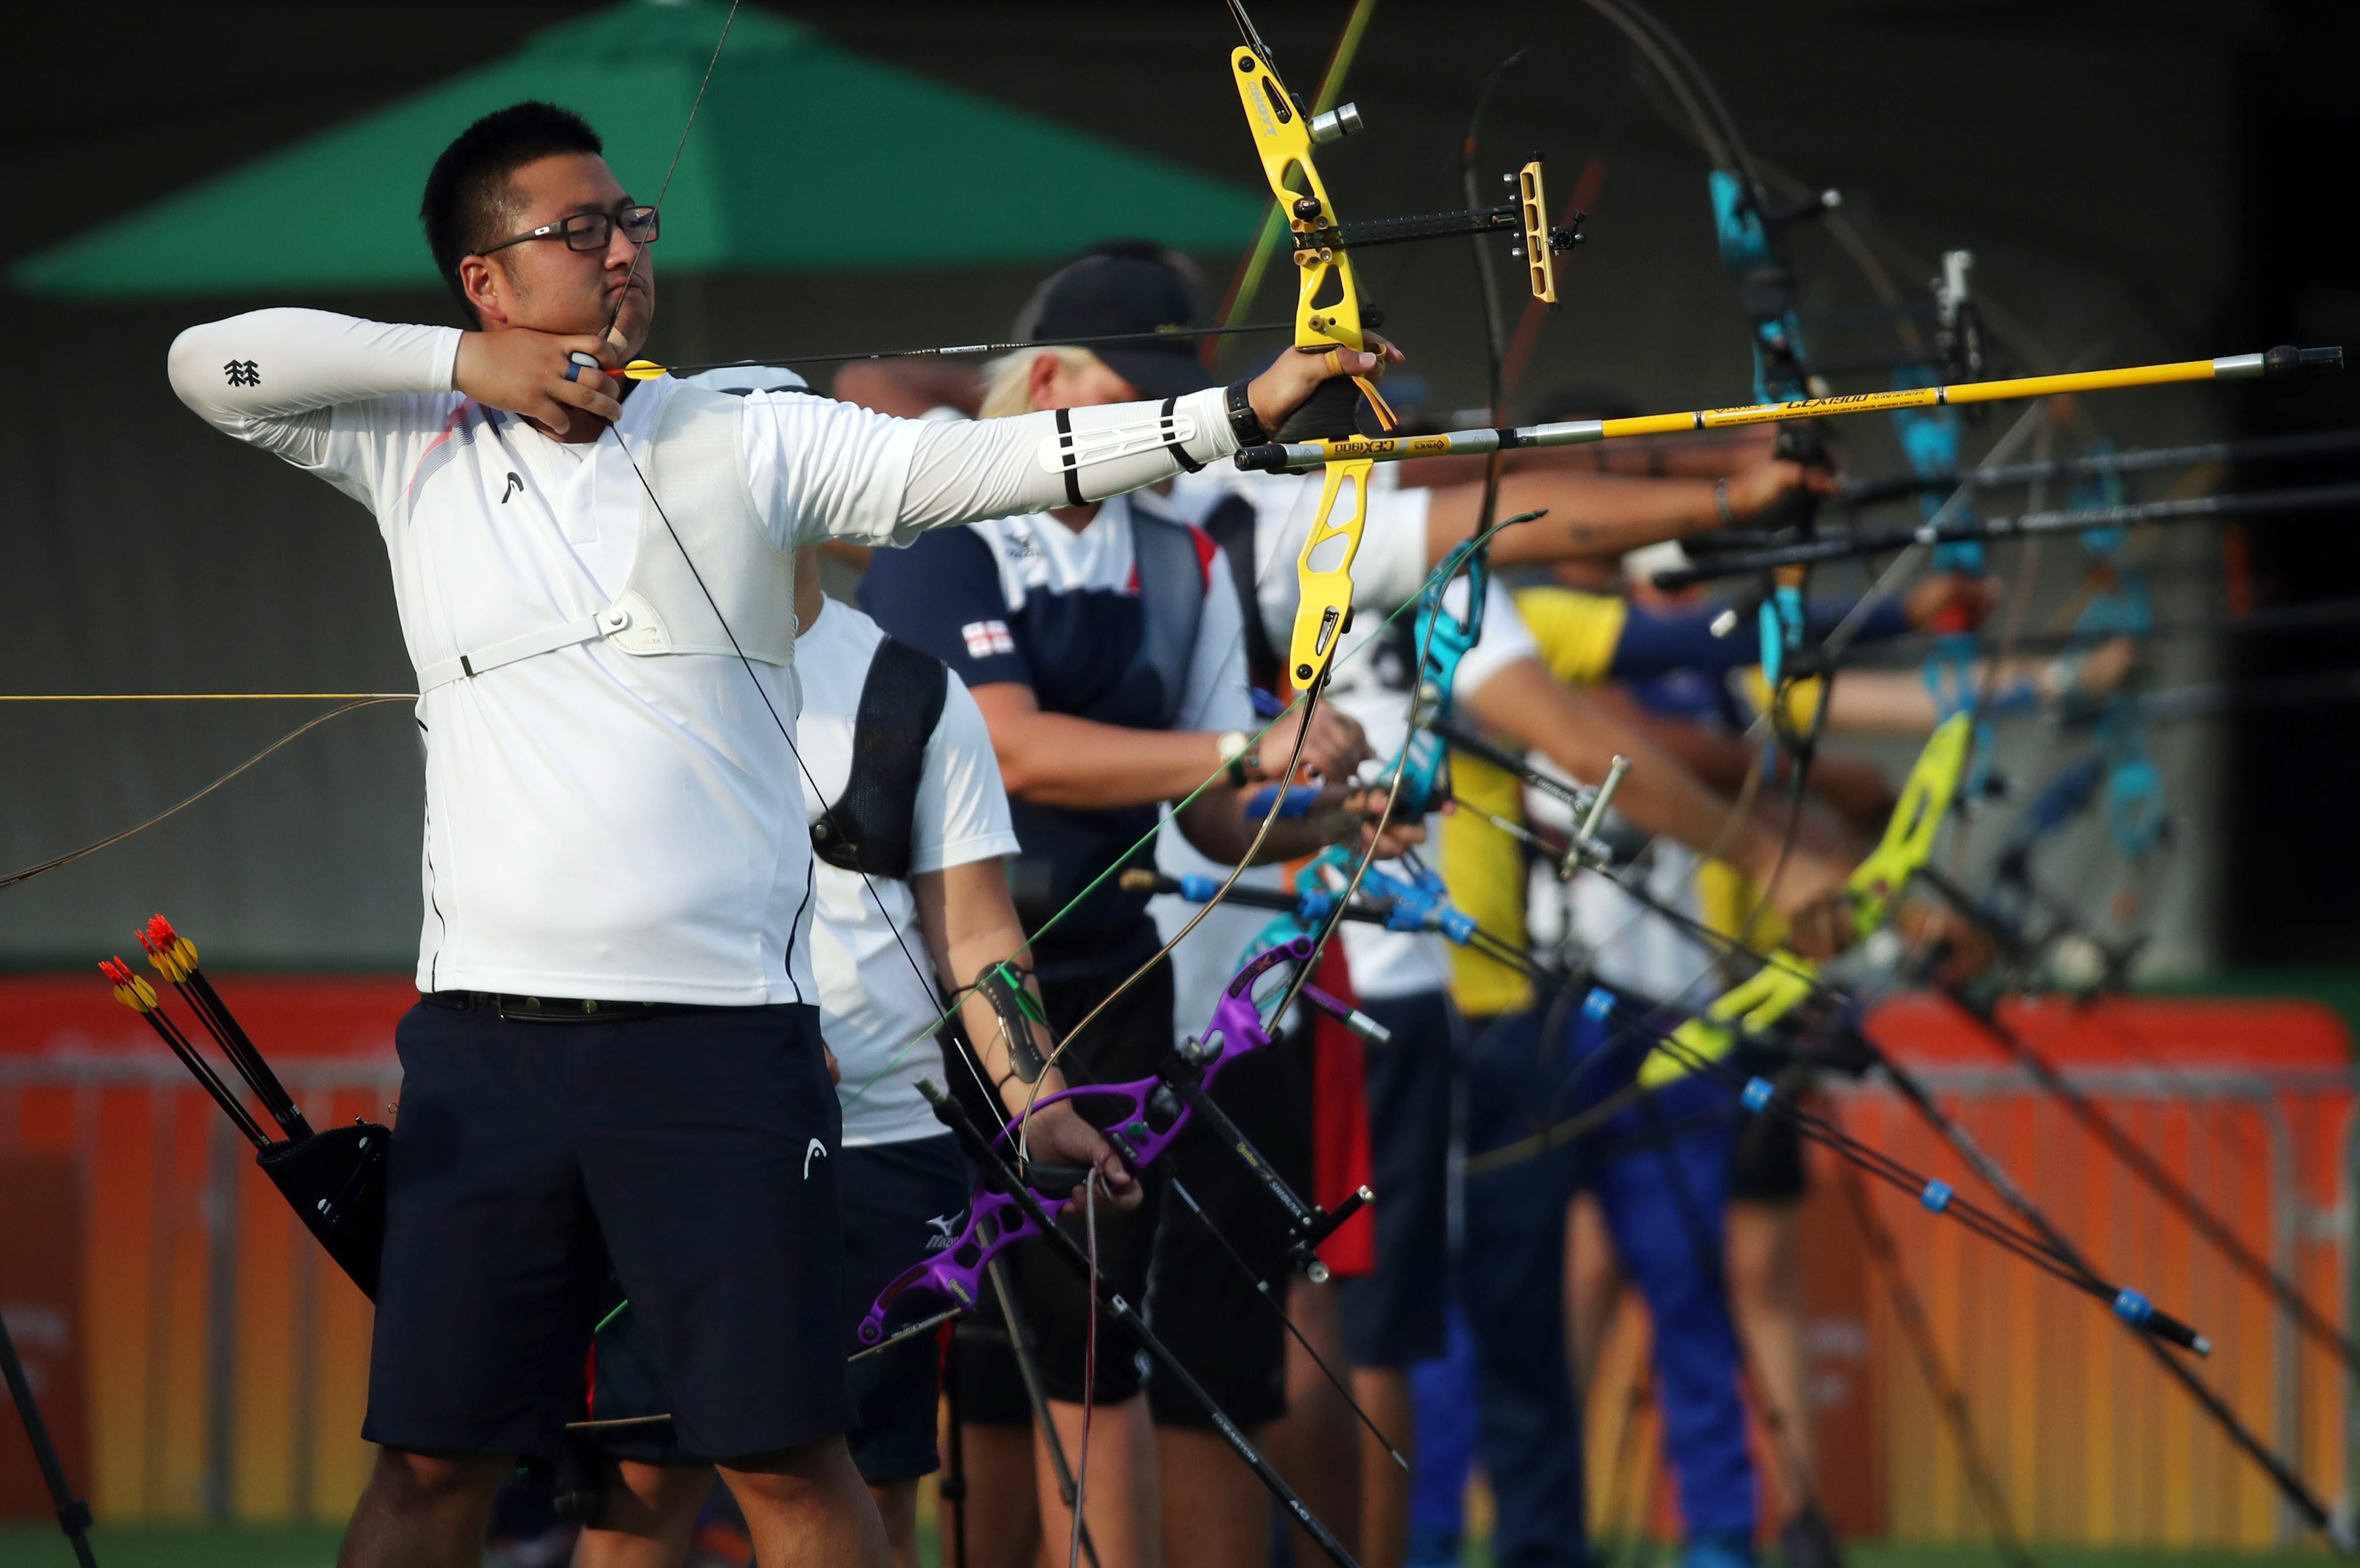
xmin=168 ymin=100 xmax=1393 ymax=1568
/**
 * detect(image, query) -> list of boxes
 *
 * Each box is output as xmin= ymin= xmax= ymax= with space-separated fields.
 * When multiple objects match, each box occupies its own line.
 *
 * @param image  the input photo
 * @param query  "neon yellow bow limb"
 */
xmin=1637 ymin=713 xmax=1974 ymax=1088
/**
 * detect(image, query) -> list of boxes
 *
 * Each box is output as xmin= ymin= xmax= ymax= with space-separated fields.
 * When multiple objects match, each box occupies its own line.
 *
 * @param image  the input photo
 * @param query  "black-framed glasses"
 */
xmin=478 ymin=204 xmax=659 ymax=257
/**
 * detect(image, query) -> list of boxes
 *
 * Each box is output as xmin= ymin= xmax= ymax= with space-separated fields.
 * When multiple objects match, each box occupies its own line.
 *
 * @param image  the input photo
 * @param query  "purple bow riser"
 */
xmin=856 ymin=938 xmax=1344 ymax=1347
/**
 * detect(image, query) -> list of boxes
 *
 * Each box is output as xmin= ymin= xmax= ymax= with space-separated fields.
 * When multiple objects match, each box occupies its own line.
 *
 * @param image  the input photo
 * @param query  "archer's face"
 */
xmin=469 ymin=153 xmax=655 ymax=354
xmin=1032 ymin=354 xmax=1141 ymax=412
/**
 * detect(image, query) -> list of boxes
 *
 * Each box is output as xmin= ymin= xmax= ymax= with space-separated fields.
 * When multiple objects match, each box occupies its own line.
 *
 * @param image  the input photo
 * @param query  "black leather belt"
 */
xmin=426 ymin=991 xmax=685 ymax=1023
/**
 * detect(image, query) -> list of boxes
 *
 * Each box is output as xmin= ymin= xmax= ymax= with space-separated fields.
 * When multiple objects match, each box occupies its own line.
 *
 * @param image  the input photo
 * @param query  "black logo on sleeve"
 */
xmin=222 ymin=360 xmax=260 ymax=388
xmin=501 ymin=472 xmax=523 ymax=504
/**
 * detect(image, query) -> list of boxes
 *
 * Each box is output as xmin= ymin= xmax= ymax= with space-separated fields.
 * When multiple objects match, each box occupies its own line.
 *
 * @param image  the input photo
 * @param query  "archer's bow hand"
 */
xmin=1306 ymin=786 xmax=1428 ymax=860
xmin=2058 ymin=634 xmax=2139 ymax=707
xmin=1896 ymin=900 xmax=1996 ymax=987
xmin=1904 ymin=573 xmax=2000 ymax=634
xmin=1770 ymin=844 xmax=1860 ymax=961
xmin=1724 ymin=453 xmax=1845 ymax=520
xmin=1255 ymin=704 xmax=1376 ymax=788
xmin=452 ymin=328 xmax=623 ymax=437
xmin=1807 ymin=753 xmax=1903 ymax=842
xmin=1011 ymin=1096 xmax=1140 ymax=1209
xmin=1245 ymin=329 xmax=1405 ymax=435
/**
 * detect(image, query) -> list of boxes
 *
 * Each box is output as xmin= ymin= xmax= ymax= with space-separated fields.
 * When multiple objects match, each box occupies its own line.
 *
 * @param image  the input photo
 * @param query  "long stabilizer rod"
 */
xmin=1648 ymin=481 xmax=2360 ymax=589
xmin=1841 ymin=425 xmax=2360 ymax=507
xmin=1234 ymin=346 xmax=2344 ymax=475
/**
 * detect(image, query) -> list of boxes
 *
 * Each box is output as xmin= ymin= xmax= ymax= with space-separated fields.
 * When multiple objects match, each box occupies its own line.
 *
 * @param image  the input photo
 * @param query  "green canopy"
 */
xmin=14 ymin=0 xmax=1266 ymax=297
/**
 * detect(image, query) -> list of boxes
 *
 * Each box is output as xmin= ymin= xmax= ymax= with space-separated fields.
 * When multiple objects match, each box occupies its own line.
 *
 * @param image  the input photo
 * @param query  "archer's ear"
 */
xmin=457 ymin=255 xmax=507 ymax=329
xmin=1025 ymin=351 xmax=1066 ymax=412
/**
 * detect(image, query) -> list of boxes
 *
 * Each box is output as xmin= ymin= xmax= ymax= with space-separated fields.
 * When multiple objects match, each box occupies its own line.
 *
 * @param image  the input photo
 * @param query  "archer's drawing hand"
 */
xmin=453 ymin=328 xmax=623 ymax=437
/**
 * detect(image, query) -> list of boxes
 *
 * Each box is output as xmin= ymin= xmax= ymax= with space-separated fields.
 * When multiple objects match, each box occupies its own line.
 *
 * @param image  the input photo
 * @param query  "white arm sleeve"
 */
xmin=743 ymin=384 xmax=1240 ymax=551
xmin=167 ymin=309 xmax=462 ymax=468
xmin=899 ymin=387 xmax=1239 ymax=532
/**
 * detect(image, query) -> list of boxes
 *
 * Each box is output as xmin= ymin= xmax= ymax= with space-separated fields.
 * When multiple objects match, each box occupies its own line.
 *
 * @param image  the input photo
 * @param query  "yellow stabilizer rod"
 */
xmin=1235 ymin=346 xmax=2345 ymax=475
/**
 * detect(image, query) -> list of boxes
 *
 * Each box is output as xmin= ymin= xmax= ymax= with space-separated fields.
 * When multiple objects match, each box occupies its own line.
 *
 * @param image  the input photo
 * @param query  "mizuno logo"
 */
xmin=924 ymin=1213 xmax=960 ymax=1251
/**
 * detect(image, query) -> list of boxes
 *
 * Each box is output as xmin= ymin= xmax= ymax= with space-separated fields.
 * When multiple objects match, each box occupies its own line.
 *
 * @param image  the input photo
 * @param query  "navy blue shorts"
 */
xmin=1339 ymin=988 xmax=1460 ymax=1369
xmin=586 ymin=1131 xmax=970 ymax=1483
xmin=361 ymin=995 xmax=848 ymax=1462
xmin=1729 ymin=1048 xmax=1809 ymax=1203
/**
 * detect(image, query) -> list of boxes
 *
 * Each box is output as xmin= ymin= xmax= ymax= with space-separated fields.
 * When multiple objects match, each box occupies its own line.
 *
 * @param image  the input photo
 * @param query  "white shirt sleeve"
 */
xmin=1454 ymin=576 xmax=1542 ymax=698
xmin=907 ymin=671 xmax=1024 ymax=876
xmin=1247 ymin=471 xmax=1434 ymax=649
xmin=741 ymin=386 xmax=1242 ymax=552
xmin=167 ymin=308 xmax=466 ymax=510
xmin=1174 ymin=544 xmax=1257 ymax=734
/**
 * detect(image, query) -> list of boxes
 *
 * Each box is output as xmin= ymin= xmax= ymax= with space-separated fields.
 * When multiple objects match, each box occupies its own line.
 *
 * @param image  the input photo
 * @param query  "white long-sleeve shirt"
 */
xmin=168 ymin=309 xmax=1238 ymax=1004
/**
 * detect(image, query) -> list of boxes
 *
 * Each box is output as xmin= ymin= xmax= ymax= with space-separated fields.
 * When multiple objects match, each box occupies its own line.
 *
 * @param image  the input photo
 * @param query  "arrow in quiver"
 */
xmin=103 ymin=916 xmax=388 ymax=1300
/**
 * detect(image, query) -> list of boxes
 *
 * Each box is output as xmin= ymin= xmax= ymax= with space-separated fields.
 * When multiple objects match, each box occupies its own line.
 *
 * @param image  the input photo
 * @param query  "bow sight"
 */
xmin=1227 ymin=0 xmax=1583 ymax=685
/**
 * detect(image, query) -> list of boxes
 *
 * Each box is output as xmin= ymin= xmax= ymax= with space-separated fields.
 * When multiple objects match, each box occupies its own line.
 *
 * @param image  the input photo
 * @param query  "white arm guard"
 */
xmin=897 ymin=386 xmax=1236 ymax=531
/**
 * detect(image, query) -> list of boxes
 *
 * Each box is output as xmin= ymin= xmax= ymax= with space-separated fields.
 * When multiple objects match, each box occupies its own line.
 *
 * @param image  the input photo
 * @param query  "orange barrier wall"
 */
xmin=1583 ymin=994 xmax=2353 ymax=1552
xmin=3 ymin=976 xmax=2350 ymax=1540
xmin=0 ymin=974 xmax=412 ymax=1523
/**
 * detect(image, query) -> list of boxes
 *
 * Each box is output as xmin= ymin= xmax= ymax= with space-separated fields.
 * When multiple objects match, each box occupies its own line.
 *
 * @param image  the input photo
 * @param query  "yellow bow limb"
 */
xmin=1636 ymin=714 xmax=1974 ymax=1089
xmin=1638 ymin=952 xmax=1820 ymax=1089
xmin=1843 ymin=712 xmax=1973 ymax=933
xmin=1287 ymin=457 xmax=1373 ymax=685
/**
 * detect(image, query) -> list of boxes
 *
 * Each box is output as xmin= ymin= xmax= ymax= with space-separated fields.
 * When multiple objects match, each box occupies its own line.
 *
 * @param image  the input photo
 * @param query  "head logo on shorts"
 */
xmin=804 ymin=1138 xmax=828 ymax=1179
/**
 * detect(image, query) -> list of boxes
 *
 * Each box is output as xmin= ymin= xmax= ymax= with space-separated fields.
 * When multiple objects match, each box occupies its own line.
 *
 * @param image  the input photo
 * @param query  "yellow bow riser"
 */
xmin=1636 ymin=714 xmax=1976 ymax=1088
xmin=1288 ymin=458 xmax=1374 ymax=684
xmin=1230 ymin=45 xmax=1393 ymax=687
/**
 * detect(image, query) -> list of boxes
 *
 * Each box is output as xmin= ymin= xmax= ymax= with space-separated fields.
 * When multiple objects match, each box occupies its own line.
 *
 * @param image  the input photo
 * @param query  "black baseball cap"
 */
xmin=1012 ymin=251 xmax=1215 ymax=400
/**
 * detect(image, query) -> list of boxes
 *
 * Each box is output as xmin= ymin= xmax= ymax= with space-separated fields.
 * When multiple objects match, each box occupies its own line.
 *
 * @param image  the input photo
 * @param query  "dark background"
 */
xmin=5 ymin=1 xmax=2352 ymax=970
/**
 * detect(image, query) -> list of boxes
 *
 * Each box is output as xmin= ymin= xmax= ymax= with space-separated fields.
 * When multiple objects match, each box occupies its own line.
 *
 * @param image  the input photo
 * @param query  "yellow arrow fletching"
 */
xmin=619 ymin=361 xmax=669 ymax=381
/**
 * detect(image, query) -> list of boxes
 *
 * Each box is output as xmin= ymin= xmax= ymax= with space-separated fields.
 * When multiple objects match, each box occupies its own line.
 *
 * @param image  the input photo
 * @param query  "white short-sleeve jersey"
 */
xmin=795 ymin=599 xmax=1020 ymax=1145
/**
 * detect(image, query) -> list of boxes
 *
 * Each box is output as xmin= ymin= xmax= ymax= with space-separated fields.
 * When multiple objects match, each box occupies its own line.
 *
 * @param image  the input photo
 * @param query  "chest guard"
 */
xmin=811 ymin=635 xmax=950 ymax=882
xmin=415 ymin=385 xmax=800 ymax=693
xmin=1126 ymin=501 xmax=1208 ymax=728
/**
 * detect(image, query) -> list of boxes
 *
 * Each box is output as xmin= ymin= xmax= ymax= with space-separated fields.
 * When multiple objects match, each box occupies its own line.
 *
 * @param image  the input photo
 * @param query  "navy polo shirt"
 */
xmin=861 ymin=494 xmax=1247 ymax=980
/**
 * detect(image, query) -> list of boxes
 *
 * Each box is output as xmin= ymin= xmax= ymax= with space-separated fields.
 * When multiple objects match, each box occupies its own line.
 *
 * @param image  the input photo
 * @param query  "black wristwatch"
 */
xmin=1217 ymin=729 xmax=1258 ymax=787
xmin=1224 ymin=380 xmax=1270 ymax=448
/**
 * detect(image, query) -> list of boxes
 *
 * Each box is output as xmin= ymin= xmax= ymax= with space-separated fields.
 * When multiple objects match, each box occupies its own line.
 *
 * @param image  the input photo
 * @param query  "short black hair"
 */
xmin=420 ymin=101 xmax=603 ymax=321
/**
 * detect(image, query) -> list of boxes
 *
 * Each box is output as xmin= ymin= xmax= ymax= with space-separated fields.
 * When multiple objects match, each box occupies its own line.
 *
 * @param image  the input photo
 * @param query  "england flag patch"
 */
xmin=962 ymin=619 xmax=1016 ymax=658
